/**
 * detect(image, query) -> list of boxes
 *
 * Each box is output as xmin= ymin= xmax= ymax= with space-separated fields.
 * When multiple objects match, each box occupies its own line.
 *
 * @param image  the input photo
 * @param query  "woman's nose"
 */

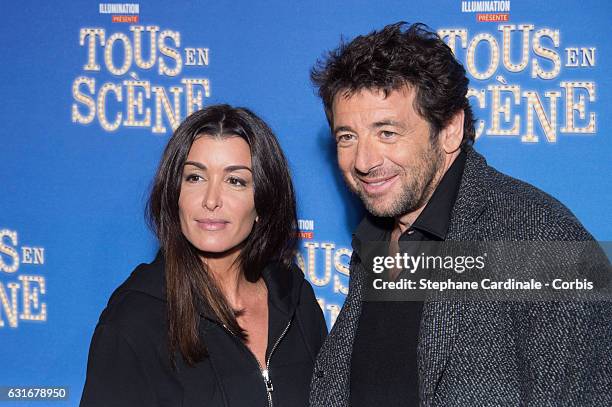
xmin=202 ymin=180 xmax=223 ymax=211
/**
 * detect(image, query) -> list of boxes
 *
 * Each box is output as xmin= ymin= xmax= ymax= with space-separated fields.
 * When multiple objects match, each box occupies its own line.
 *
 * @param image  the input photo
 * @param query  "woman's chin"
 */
xmin=191 ymin=240 xmax=246 ymax=259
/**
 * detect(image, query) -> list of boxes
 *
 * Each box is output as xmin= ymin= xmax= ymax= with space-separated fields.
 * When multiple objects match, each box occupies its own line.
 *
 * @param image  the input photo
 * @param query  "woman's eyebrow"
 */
xmin=225 ymin=165 xmax=252 ymax=173
xmin=184 ymin=161 xmax=252 ymax=173
xmin=184 ymin=161 xmax=206 ymax=170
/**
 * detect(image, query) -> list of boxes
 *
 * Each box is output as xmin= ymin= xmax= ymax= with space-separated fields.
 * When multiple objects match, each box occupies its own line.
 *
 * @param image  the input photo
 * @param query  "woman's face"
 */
xmin=178 ymin=135 xmax=257 ymax=255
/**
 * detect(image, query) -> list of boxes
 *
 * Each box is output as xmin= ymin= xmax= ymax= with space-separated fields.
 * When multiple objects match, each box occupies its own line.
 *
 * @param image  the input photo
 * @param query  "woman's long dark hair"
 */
xmin=146 ymin=105 xmax=297 ymax=366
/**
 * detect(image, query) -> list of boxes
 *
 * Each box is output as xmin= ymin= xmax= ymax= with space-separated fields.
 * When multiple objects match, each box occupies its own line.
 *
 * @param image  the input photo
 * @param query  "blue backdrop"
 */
xmin=1 ymin=0 xmax=610 ymax=405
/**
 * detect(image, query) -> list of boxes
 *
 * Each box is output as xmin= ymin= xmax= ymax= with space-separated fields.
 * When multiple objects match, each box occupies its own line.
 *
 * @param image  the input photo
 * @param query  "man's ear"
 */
xmin=440 ymin=110 xmax=464 ymax=153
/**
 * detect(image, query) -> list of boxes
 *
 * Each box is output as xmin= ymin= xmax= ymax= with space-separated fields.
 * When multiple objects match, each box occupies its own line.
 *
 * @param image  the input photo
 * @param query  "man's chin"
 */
xmin=360 ymin=196 xmax=397 ymax=218
xmin=350 ymin=184 xmax=408 ymax=217
xmin=359 ymin=190 xmax=421 ymax=218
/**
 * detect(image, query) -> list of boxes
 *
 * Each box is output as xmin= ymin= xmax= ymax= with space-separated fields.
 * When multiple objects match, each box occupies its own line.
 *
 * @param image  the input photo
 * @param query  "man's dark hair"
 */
xmin=147 ymin=104 xmax=297 ymax=366
xmin=311 ymin=22 xmax=475 ymax=147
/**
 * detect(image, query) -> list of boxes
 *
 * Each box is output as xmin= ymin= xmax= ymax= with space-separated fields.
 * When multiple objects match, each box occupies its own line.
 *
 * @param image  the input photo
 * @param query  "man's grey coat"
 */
xmin=309 ymin=146 xmax=612 ymax=406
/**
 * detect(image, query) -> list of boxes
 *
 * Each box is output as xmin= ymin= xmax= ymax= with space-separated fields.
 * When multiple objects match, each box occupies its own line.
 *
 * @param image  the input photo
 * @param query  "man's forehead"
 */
xmin=331 ymin=85 xmax=418 ymax=123
xmin=332 ymin=84 xmax=415 ymax=105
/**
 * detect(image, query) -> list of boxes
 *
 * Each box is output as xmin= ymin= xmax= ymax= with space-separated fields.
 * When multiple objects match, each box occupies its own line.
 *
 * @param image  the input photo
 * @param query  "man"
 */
xmin=309 ymin=22 xmax=611 ymax=406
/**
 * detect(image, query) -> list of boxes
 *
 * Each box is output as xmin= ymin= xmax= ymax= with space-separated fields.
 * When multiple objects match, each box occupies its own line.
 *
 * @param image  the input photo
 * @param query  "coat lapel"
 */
xmin=312 ymin=147 xmax=491 ymax=407
xmin=310 ymin=249 xmax=367 ymax=406
xmin=418 ymin=147 xmax=489 ymax=404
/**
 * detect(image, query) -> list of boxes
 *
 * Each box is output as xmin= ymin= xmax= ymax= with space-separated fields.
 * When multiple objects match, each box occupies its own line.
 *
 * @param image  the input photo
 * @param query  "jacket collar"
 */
xmin=115 ymin=251 xmax=304 ymax=321
xmin=412 ymin=149 xmax=466 ymax=240
xmin=446 ymin=145 xmax=489 ymax=240
xmin=419 ymin=146 xmax=490 ymax=402
xmin=346 ymin=146 xmax=492 ymax=403
xmin=260 ymin=262 xmax=302 ymax=317
xmin=351 ymin=146 xmax=484 ymax=256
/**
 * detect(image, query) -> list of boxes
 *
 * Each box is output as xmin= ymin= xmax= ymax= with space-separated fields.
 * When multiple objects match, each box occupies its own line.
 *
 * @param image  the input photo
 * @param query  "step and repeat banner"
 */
xmin=1 ymin=0 xmax=610 ymax=404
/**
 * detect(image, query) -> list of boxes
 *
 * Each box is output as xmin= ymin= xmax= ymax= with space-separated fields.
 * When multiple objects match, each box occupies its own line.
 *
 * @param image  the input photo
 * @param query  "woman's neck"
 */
xmin=203 ymin=252 xmax=263 ymax=310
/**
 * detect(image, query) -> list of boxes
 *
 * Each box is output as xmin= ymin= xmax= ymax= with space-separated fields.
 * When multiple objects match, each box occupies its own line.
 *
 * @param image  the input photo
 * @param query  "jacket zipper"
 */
xmin=262 ymin=320 xmax=292 ymax=407
xmin=221 ymin=319 xmax=292 ymax=407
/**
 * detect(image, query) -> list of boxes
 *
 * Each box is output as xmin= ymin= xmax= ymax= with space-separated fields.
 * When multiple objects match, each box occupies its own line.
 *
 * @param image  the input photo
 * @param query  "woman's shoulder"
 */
xmin=285 ymin=264 xmax=318 ymax=305
xmin=287 ymin=263 xmax=328 ymax=358
xmin=82 ymin=254 xmax=177 ymax=407
xmin=97 ymin=253 xmax=167 ymax=334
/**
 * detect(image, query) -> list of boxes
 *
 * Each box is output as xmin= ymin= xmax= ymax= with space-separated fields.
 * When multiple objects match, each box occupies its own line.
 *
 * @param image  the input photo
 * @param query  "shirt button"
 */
xmin=407 ymin=230 xmax=415 ymax=235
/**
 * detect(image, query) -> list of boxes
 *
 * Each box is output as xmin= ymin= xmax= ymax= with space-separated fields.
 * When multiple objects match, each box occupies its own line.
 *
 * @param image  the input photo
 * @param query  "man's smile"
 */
xmin=356 ymin=174 xmax=399 ymax=195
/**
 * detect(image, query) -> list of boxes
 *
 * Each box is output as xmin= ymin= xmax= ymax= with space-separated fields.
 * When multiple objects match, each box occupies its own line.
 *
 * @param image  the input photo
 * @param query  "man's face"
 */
xmin=332 ymin=86 xmax=444 ymax=218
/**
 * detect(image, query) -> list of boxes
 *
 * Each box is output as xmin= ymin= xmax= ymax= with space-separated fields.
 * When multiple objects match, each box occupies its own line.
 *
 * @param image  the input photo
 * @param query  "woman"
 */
xmin=80 ymin=105 xmax=327 ymax=406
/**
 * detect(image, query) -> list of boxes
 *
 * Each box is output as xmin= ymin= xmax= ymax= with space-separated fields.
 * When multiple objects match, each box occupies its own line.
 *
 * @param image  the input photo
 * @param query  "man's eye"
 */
xmin=336 ymin=134 xmax=355 ymax=143
xmin=381 ymin=131 xmax=396 ymax=139
xmin=227 ymin=176 xmax=247 ymax=187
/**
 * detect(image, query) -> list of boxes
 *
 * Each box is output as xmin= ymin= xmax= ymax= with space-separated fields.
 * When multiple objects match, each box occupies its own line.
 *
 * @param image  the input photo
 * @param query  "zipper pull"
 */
xmin=262 ymin=369 xmax=274 ymax=392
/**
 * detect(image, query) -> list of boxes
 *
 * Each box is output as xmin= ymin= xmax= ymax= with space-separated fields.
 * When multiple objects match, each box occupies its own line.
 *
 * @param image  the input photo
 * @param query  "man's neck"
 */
xmin=394 ymin=149 xmax=460 ymax=236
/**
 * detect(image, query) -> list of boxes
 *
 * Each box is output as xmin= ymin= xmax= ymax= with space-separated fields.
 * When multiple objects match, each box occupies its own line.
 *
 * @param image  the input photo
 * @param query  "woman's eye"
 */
xmin=185 ymin=174 xmax=204 ymax=182
xmin=227 ymin=176 xmax=247 ymax=187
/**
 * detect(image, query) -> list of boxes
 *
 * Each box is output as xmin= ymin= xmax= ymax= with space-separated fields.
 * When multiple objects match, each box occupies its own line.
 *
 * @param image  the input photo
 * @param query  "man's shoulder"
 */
xmin=464 ymin=148 xmax=592 ymax=241
xmin=485 ymin=164 xmax=573 ymax=219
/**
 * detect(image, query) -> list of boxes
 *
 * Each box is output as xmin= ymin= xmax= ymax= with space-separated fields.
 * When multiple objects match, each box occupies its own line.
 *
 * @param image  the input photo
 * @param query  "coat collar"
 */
xmin=351 ymin=147 xmax=486 ymax=253
xmin=419 ymin=146 xmax=490 ymax=402
xmin=114 ymin=251 xmax=304 ymax=322
xmin=446 ymin=145 xmax=489 ymax=240
xmin=347 ymin=146 xmax=491 ymax=403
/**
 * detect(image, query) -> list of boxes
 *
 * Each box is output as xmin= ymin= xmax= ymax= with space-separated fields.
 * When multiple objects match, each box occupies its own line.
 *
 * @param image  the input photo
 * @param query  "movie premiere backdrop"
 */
xmin=1 ymin=0 xmax=610 ymax=404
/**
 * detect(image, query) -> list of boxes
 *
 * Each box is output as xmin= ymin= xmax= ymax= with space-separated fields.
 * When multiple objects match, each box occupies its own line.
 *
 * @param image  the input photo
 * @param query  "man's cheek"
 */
xmin=337 ymin=151 xmax=352 ymax=171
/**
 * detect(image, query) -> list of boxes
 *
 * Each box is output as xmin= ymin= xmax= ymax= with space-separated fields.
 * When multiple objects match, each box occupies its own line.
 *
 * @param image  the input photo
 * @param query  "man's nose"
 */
xmin=354 ymin=135 xmax=383 ymax=174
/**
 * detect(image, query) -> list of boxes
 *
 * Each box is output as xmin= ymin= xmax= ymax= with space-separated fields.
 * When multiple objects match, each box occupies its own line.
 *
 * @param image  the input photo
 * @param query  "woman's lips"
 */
xmin=196 ymin=219 xmax=229 ymax=231
xmin=358 ymin=174 xmax=399 ymax=195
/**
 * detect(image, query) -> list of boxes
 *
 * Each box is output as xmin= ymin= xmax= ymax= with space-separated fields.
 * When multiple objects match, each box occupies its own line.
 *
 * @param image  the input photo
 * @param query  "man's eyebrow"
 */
xmin=333 ymin=120 xmax=405 ymax=134
xmin=372 ymin=119 xmax=403 ymax=128
xmin=333 ymin=125 xmax=354 ymax=135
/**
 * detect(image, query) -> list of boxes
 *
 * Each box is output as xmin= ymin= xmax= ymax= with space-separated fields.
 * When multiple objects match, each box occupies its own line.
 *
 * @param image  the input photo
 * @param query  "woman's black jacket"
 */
xmin=80 ymin=253 xmax=328 ymax=406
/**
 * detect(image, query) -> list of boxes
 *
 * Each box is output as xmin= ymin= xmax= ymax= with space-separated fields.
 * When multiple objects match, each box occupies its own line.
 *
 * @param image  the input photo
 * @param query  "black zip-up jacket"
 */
xmin=80 ymin=253 xmax=327 ymax=407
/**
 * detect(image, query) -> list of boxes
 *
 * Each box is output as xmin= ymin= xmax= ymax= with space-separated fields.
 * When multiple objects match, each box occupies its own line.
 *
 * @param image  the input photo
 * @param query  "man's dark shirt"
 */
xmin=349 ymin=150 xmax=467 ymax=407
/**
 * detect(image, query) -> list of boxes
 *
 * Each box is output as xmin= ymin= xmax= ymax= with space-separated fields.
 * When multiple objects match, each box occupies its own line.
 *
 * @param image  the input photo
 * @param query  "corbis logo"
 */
xmin=438 ymin=23 xmax=597 ymax=143
xmin=0 ymin=229 xmax=47 ymax=329
xmin=72 ymin=24 xmax=211 ymax=134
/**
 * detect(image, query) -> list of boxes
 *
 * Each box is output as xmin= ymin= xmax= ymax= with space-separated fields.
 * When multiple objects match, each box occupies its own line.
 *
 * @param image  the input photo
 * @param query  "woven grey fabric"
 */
xmin=309 ymin=146 xmax=612 ymax=406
